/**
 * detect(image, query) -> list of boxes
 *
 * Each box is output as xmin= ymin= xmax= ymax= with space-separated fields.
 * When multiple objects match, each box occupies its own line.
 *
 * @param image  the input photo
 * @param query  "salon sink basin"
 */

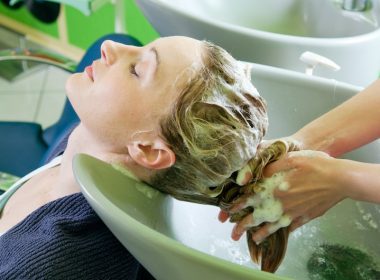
xmin=73 ymin=64 xmax=380 ymax=280
xmin=136 ymin=0 xmax=380 ymax=86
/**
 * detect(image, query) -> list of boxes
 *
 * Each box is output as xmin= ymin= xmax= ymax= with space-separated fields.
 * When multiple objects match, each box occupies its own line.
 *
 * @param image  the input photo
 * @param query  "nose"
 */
xmin=100 ymin=40 xmax=140 ymax=65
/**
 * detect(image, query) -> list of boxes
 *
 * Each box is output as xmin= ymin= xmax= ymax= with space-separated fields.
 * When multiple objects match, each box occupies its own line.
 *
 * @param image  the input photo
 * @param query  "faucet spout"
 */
xmin=342 ymin=0 xmax=372 ymax=11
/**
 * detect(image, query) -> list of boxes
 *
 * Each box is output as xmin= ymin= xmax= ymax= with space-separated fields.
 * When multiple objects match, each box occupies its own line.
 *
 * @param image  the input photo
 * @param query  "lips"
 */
xmin=85 ymin=65 xmax=94 ymax=81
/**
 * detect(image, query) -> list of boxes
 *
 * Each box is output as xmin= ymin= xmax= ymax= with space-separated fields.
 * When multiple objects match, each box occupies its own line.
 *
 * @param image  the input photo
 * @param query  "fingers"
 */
xmin=230 ymin=205 xmax=285 ymax=241
xmin=233 ymin=214 xmax=293 ymax=244
xmin=250 ymin=224 xmax=270 ymax=244
xmin=236 ymin=164 xmax=253 ymax=185
xmin=231 ymin=214 xmax=255 ymax=241
xmin=235 ymin=138 xmax=294 ymax=185
xmin=229 ymin=194 xmax=261 ymax=214
xmin=251 ymin=215 xmax=292 ymax=243
xmin=218 ymin=210 xmax=229 ymax=223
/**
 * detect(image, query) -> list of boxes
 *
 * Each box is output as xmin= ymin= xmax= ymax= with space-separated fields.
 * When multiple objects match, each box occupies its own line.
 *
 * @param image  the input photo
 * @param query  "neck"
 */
xmin=53 ymin=123 xmax=154 ymax=198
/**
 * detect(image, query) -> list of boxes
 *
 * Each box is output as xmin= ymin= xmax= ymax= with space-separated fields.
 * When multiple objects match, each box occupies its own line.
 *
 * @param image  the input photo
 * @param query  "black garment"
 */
xmin=0 ymin=193 xmax=155 ymax=280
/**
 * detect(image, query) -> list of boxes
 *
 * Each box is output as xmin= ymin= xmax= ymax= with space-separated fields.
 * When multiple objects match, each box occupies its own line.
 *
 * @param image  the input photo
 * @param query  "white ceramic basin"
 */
xmin=73 ymin=64 xmax=380 ymax=280
xmin=135 ymin=0 xmax=380 ymax=86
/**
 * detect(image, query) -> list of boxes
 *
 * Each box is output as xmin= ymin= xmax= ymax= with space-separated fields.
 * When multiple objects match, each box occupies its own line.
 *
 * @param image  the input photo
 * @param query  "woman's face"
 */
xmin=66 ymin=36 xmax=203 ymax=144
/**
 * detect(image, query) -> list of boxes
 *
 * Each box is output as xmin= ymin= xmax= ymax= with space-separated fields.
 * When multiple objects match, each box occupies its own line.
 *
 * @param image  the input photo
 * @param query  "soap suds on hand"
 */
xmin=245 ymin=172 xmax=289 ymax=226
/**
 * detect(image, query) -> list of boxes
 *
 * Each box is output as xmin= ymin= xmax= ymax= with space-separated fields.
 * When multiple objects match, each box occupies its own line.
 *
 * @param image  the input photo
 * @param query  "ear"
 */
xmin=127 ymin=138 xmax=176 ymax=170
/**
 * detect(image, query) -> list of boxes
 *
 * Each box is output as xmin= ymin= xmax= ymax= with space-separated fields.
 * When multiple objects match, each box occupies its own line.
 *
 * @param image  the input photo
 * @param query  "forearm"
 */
xmin=292 ymin=79 xmax=380 ymax=157
xmin=342 ymin=159 xmax=380 ymax=204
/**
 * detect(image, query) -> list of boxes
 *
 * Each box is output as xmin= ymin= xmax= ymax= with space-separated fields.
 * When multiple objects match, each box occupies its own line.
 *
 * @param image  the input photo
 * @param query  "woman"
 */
xmin=0 ymin=36 xmax=267 ymax=279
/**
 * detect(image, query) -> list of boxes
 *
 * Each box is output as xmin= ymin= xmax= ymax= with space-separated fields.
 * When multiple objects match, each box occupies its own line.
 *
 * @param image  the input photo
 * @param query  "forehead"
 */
xmin=143 ymin=37 xmax=204 ymax=119
xmin=151 ymin=36 xmax=204 ymax=80
xmin=153 ymin=36 xmax=203 ymax=59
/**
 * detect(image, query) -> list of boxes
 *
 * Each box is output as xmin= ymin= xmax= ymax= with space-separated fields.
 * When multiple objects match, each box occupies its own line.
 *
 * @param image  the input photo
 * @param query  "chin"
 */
xmin=66 ymin=73 xmax=91 ymax=100
xmin=65 ymin=73 xmax=78 ymax=95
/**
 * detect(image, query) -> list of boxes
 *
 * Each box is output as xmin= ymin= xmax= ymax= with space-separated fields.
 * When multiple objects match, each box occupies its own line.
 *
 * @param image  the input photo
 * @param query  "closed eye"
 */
xmin=130 ymin=63 xmax=139 ymax=77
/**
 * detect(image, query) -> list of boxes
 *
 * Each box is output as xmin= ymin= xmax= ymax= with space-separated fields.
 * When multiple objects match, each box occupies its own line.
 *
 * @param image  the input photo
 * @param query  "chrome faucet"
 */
xmin=342 ymin=0 xmax=372 ymax=11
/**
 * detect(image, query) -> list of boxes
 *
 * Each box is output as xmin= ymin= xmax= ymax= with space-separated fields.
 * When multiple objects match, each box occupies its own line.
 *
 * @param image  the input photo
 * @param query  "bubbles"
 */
xmin=246 ymin=172 xmax=288 ymax=225
xmin=309 ymin=226 xmax=317 ymax=234
xmin=209 ymin=235 xmax=253 ymax=266
xmin=356 ymin=202 xmax=379 ymax=230
xmin=354 ymin=221 xmax=367 ymax=231
xmin=228 ymin=247 xmax=251 ymax=265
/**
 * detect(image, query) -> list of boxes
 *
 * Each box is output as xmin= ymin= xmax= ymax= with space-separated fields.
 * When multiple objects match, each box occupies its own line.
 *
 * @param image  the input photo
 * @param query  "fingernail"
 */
xmin=231 ymin=225 xmax=242 ymax=241
xmin=232 ymin=231 xmax=243 ymax=241
xmin=218 ymin=211 xmax=228 ymax=222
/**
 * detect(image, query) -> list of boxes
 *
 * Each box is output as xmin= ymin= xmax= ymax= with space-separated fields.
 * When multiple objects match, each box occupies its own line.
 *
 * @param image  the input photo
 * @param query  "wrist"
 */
xmin=343 ymin=161 xmax=380 ymax=203
xmin=288 ymin=132 xmax=324 ymax=152
xmin=291 ymin=131 xmax=341 ymax=157
xmin=324 ymin=158 xmax=351 ymax=201
xmin=332 ymin=159 xmax=356 ymax=200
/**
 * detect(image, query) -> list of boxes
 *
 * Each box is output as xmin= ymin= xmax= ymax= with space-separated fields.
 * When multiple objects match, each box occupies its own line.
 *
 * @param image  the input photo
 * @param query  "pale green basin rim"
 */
xmin=73 ymin=153 xmax=292 ymax=280
xmin=142 ymin=0 xmax=380 ymax=44
xmin=247 ymin=62 xmax=363 ymax=92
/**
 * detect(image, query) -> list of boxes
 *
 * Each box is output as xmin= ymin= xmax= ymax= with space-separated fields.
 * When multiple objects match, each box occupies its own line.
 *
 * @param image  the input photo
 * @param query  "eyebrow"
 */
xmin=150 ymin=47 xmax=160 ymax=75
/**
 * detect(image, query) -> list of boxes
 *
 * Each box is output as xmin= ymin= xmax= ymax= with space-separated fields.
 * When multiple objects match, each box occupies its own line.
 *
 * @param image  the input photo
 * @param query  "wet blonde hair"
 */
xmin=150 ymin=41 xmax=268 ymax=204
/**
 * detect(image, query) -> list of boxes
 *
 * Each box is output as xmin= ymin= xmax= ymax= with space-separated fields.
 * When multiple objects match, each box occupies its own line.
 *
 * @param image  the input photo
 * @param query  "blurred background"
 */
xmin=0 ymin=0 xmax=158 ymax=129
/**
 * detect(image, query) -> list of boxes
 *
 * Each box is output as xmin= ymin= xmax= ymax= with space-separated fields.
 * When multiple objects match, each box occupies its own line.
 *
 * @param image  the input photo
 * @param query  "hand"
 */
xmin=220 ymin=150 xmax=348 ymax=244
xmin=235 ymin=137 xmax=302 ymax=185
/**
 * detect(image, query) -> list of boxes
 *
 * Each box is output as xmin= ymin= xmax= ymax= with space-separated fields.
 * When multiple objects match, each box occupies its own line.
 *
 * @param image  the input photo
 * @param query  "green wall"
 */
xmin=65 ymin=0 xmax=159 ymax=49
xmin=65 ymin=3 xmax=115 ymax=49
xmin=0 ymin=0 xmax=159 ymax=50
